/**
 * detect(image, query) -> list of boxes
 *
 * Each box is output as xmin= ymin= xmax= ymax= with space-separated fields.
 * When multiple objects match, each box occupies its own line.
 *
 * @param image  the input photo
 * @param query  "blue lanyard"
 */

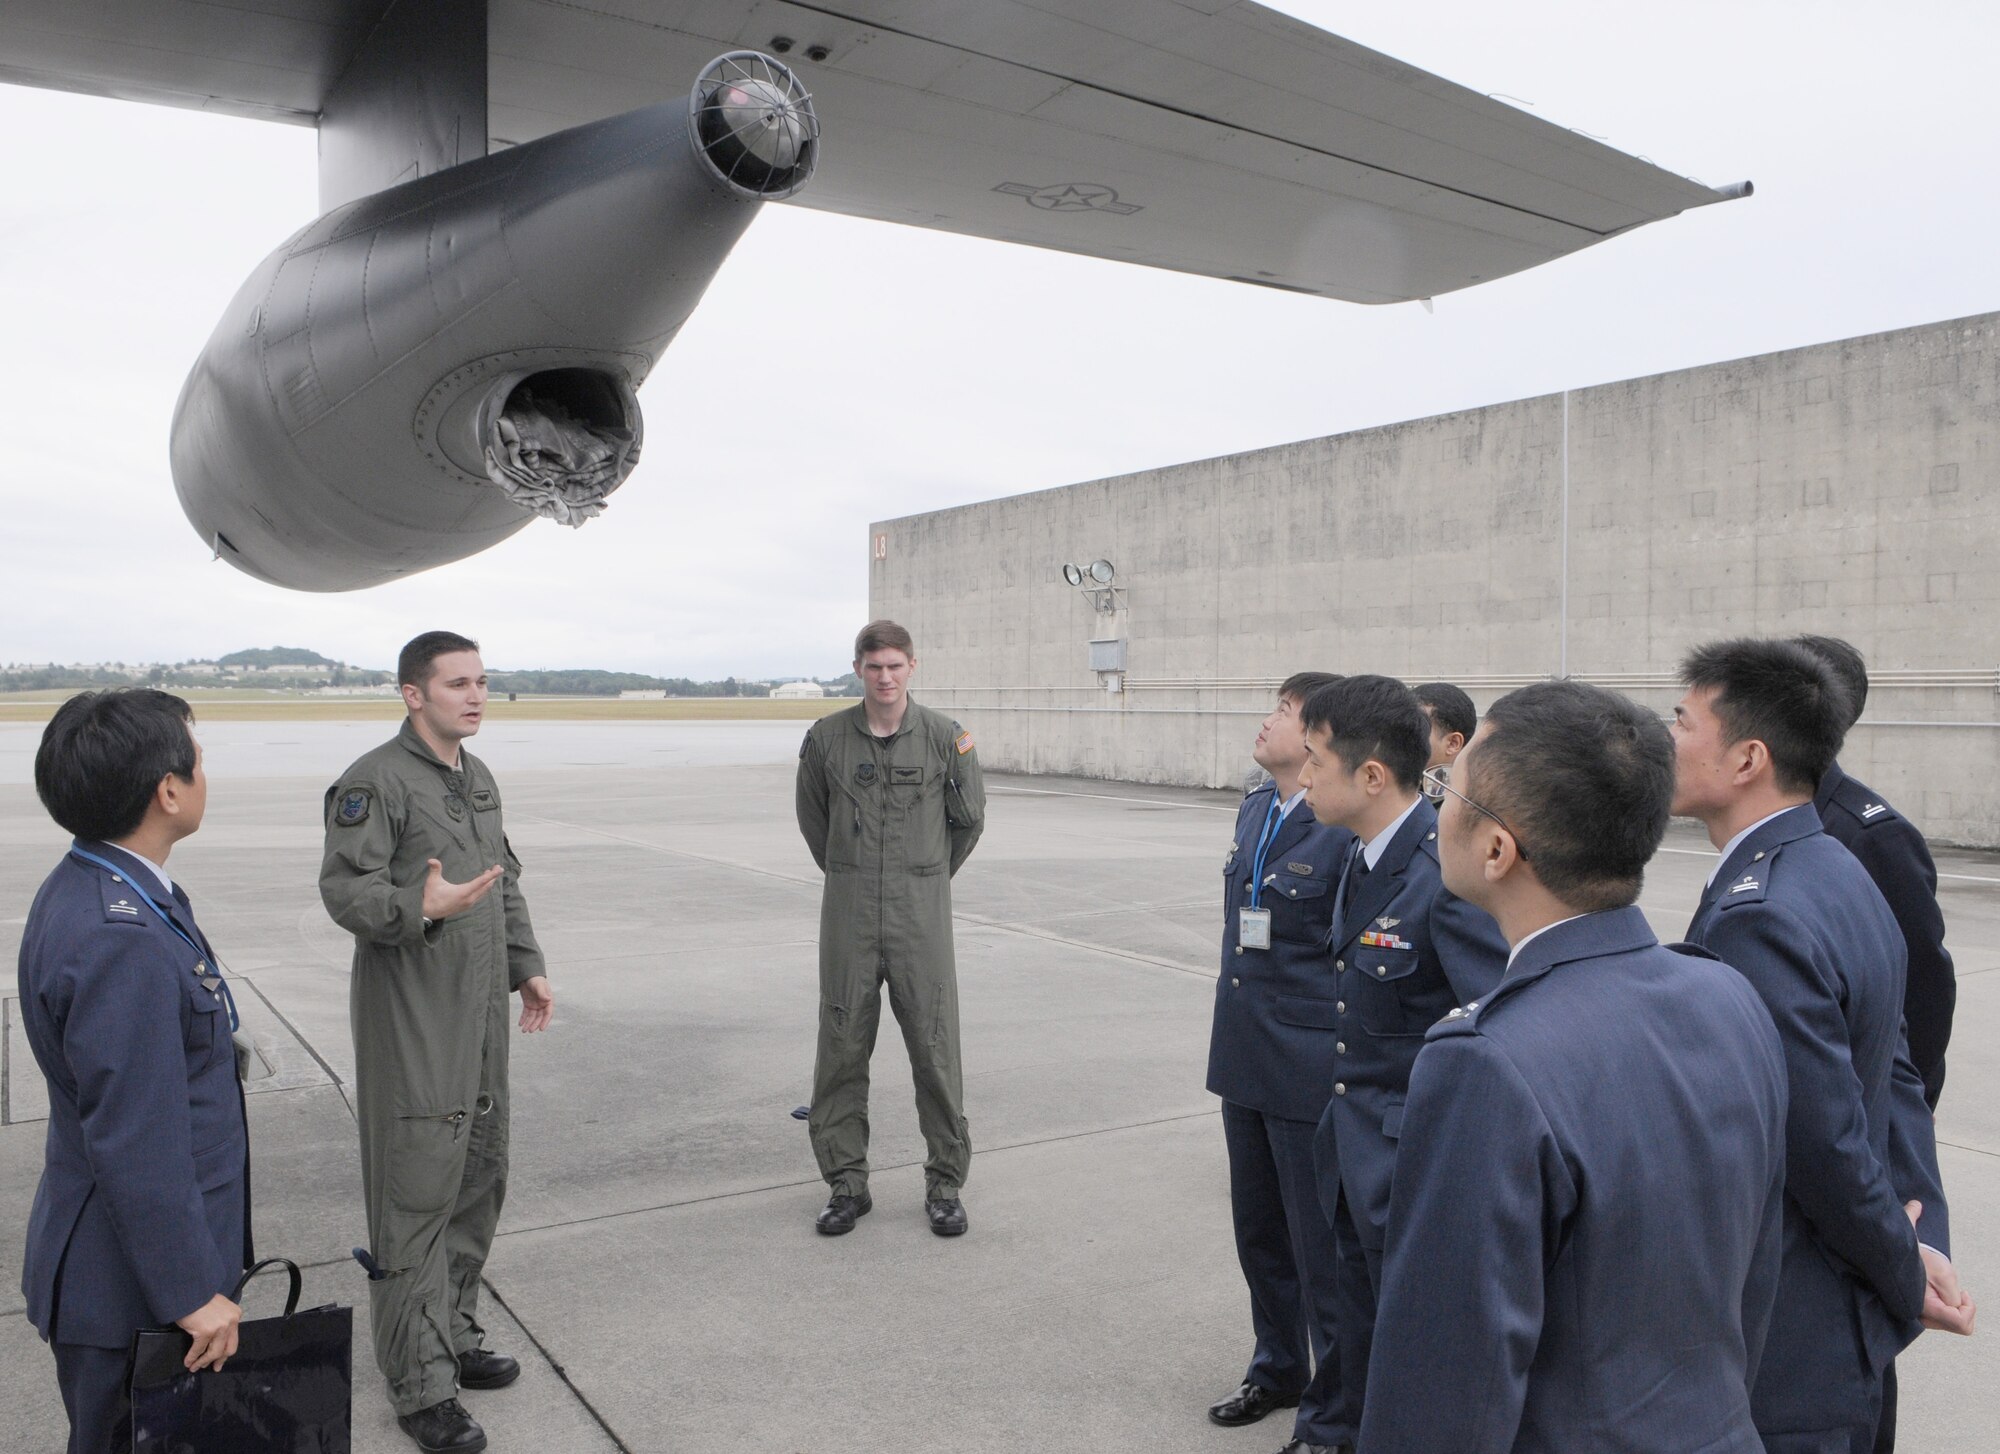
xmin=1247 ymin=793 xmax=1286 ymax=909
xmin=71 ymin=849 xmax=241 ymax=1032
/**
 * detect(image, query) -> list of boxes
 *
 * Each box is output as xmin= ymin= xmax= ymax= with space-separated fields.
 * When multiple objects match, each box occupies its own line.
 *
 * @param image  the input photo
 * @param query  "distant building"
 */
xmin=873 ymin=308 xmax=2000 ymax=846
xmin=770 ymin=680 xmax=826 ymax=699
xmin=619 ymin=689 xmax=667 ymax=700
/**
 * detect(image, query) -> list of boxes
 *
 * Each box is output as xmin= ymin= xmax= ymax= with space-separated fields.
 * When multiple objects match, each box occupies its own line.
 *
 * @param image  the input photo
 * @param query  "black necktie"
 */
xmin=169 ymin=882 xmax=214 ymax=957
xmin=1334 ymin=839 xmax=1366 ymax=929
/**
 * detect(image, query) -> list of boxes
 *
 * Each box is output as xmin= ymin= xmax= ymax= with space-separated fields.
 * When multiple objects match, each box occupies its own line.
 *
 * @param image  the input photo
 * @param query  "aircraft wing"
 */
xmin=490 ymin=2 xmax=1741 ymax=304
xmin=0 ymin=0 xmax=1742 ymax=303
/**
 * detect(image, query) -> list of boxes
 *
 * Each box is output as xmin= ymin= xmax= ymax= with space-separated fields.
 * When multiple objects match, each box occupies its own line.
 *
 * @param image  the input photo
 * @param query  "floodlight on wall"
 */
xmin=1059 ymin=555 xmax=1125 ymax=618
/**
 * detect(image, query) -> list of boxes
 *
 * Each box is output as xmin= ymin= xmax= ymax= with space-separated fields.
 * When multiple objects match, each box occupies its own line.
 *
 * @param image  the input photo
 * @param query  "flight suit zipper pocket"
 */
xmin=945 ymin=776 xmax=974 ymax=828
xmin=402 ymin=1108 xmax=469 ymax=1141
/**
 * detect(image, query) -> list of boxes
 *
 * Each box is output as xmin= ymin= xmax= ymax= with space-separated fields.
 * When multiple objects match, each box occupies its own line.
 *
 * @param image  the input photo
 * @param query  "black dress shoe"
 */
xmin=1273 ymin=1442 xmax=1347 ymax=1454
xmin=1208 ymin=1381 xmax=1301 ymax=1427
xmin=925 ymin=1197 xmax=969 ymax=1237
xmin=457 ymin=1347 xmax=520 ymax=1390
xmin=397 ymin=1397 xmax=488 ymax=1453
xmin=816 ymin=1191 xmax=873 ymax=1235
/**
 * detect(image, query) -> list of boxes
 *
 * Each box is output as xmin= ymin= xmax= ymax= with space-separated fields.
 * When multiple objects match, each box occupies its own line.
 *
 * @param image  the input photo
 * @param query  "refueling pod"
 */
xmin=170 ymin=52 xmax=817 ymax=591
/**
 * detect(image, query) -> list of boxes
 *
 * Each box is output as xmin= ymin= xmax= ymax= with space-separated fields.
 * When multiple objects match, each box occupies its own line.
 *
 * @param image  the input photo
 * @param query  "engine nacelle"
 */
xmin=171 ymin=52 xmax=817 ymax=591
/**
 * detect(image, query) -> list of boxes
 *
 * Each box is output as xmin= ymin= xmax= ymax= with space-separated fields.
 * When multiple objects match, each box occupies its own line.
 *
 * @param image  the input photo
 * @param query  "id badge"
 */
xmin=1239 ymin=907 xmax=1272 ymax=951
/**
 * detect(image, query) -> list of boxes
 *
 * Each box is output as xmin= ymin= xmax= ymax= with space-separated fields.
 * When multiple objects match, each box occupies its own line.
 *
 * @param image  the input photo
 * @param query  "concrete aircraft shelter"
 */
xmin=870 ymin=309 xmax=2000 ymax=847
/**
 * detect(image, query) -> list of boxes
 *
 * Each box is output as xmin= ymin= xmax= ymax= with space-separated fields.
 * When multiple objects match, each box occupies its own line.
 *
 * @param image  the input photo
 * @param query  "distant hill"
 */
xmin=218 ymin=646 xmax=338 ymax=668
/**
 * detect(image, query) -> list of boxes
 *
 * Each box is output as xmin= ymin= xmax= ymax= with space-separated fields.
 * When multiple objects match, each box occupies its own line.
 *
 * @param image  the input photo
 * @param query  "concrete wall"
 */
xmin=870 ymin=312 xmax=2000 ymax=845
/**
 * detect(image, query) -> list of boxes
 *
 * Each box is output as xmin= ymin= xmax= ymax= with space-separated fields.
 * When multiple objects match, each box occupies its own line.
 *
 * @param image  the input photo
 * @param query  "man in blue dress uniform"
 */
xmin=1794 ymin=635 xmax=1963 ymax=1453
xmin=1204 ymin=672 xmax=1352 ymax=1451
xmin=1362 ymin=679 xmax=1790 ymax=1454
xmin=1792 ymin=635 xmax=1955 ymax=1110
xmin=17 ymin=690 xmax=250 ymax=1454
xmin=1673 ymin=639 xmax=1973 ymax=1454
xmin=1296 ymin=675 xmax=1508 ymax=1445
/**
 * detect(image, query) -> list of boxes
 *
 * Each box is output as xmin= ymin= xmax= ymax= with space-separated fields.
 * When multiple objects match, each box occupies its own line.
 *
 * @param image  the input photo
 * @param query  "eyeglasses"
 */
xmin=1422 ymin=765 xmax=1530 ymax=862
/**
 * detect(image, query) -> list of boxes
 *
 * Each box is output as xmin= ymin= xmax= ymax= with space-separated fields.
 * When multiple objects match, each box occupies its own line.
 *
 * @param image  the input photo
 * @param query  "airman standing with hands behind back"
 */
xmin=796 ymin=620 xmax=985 ymax=1239
xmin=321 ymin=632 xmax=553 ymax=1454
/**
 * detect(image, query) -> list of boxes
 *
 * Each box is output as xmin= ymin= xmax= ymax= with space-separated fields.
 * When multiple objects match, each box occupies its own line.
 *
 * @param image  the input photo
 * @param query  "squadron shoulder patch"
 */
xmin=334 ymin=788 xmax=371 ymax=827
xmin=955 ymin=729 xmax=975 ymax=755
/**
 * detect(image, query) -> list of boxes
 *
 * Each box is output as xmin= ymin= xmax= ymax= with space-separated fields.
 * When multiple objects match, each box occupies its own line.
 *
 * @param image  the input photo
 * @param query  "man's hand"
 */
xmin=176 ymin=1293 xmax=242 ymax=1371
xmin=422 ymin=859 xmax=502 ymax=921
xmin=518 ymin=976 xmax=554 ymax=1033
xmin=1907 ymin=1200 xmax=1976 ymax=1335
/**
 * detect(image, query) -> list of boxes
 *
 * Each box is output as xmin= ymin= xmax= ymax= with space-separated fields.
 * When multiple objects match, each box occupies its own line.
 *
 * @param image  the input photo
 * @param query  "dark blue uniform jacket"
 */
xmin=17 ymin=842 xmax=251 ymax=1348
xmin=1684 ymin=805 xmax=1937 ymax=1437
xmin=1207 ymin=783 xmax=1355 ymax=1123
xmin=1815 ymin=761 xmax=1956 ymax=1107
xmin=1361 ymin=908 xmax=1789 ymax=1454
xmin=1312 ymin=795 xmax=1507 ymax=1247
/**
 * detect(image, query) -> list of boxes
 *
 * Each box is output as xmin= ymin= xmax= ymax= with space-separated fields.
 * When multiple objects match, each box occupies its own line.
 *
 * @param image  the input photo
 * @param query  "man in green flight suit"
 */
xmin=321 ymin=631 xmax=553 ymax=1454
xmin=796 ymin=619 xmax=986 ymax=1237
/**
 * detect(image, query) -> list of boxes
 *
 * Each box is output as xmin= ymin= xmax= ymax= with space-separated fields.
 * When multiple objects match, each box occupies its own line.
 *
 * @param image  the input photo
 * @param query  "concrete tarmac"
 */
xmin=1 ymin=720 xmax=1994 ymax=1452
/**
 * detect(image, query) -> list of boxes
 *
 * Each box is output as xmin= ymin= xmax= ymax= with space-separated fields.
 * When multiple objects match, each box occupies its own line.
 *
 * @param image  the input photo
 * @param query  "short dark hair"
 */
xmin=1679 ymin=638 xmax=1850 ymax=793
xmin=398 ymin=631 xmax=480 ymax=689
xmin=1468 ymin=680 xmax=1673 ymax=912
xmin=1791 ymin=635 xmax=1869 ymax=734
xmin=1412 ymin=682 xmax=1477 ymax=742
xmin=1279 ymin=671 xmax=1340 ymax=704
xmin=35 ymin=690 xmax=198 ymax=841
xmin=855 ymin=619 xmax=915 ymax=658
xmin=1300 ymin=675 xmax=1429 ymax=790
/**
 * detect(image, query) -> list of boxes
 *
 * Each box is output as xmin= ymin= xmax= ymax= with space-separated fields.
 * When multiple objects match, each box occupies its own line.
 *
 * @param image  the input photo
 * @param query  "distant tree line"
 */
xmin=2 ymin=656 xmax=864 ymax=697
xmin=485 ymin=670 xmax=775 ymax=697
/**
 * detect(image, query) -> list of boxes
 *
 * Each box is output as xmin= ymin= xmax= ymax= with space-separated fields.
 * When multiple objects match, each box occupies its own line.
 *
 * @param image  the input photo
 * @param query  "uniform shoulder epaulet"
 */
xmin=92 ymin=867 xmax=152 ymax=927
xmin=1714 ymin=864 xmax=1771 ymax=909
xmin=1829 ymin=773 xmax=1901 ymax=830
xmin=1662 ymin=939 xmax=1724 ymax=963
xmin=1426 ymin=1001 xmax=1484 ymax=1041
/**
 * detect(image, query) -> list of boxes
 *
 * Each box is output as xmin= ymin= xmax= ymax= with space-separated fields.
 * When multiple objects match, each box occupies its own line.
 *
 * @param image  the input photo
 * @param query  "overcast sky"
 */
xmin=2 ymin=2 xmax=1995 ymax=678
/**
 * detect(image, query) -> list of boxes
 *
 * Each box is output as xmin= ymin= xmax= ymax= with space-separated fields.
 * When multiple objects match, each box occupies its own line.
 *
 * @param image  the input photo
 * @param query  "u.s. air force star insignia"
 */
xmin=336 ymin=789 xmax=371 ymax=826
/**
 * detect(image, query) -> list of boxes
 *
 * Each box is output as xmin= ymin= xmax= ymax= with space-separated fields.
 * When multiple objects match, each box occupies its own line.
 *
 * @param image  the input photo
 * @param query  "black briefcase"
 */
xmin=130 ymin=1258 xmax=352 ymax=1453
